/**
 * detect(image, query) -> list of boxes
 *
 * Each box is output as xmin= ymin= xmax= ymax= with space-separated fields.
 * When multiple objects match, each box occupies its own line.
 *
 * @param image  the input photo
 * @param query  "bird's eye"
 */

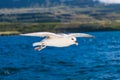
xmin=71 ymin=38 xmax=74 ymax=40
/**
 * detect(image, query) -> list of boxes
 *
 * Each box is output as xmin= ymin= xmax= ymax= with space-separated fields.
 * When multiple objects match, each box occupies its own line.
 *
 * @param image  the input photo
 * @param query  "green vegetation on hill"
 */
xmin=0 ymin=6 xmax=120 ymax=35
xmin=0 ymin=21 xmax=119 ymax=35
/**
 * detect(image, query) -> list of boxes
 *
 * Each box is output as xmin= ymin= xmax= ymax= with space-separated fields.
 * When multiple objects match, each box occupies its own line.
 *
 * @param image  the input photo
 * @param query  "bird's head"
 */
xmin=71 ymin=37 xmax=78 ymax=46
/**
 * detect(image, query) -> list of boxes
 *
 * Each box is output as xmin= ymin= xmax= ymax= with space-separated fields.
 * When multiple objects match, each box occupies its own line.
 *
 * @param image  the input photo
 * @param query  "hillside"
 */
xmin=0 ymin=0 xmax=120 ymax=35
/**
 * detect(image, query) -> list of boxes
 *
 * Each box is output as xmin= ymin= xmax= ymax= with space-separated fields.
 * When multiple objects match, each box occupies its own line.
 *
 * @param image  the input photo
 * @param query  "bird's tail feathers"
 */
xmin=33 ymin=42 xmax=43 ymax=47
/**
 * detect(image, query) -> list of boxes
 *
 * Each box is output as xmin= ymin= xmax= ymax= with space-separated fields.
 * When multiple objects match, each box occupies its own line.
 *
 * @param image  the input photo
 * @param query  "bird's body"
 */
xmin=37 ymin=37 xmax=75 ymax=47
xmin=20 ymin=32 xmax=94 ymax=51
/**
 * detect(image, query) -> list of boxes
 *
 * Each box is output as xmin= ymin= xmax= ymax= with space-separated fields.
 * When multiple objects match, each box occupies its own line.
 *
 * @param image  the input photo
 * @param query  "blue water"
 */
xmin=0 ymin=31 xmax=120 ymax=80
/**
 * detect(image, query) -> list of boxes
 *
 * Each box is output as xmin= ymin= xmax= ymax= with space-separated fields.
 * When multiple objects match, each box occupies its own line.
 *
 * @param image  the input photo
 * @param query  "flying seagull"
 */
xmin=20 ymin=32 xmax=94 ymax=51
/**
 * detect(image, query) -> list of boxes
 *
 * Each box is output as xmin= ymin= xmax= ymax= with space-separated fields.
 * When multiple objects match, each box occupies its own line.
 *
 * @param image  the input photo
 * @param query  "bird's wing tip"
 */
xmin=19 ymin=34 xmax=25 ymax=36
xmin=69 ymin=33 xmax=95 ymax=38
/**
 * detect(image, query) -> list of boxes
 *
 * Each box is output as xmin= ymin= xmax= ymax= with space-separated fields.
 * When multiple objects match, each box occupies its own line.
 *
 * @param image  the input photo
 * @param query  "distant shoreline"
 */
xmin=0 ymin=31 xmax=20 ymax=36
xmin=0 ymin=21 xmax=120 ymax=36
xmin=0 ymin=29 xmax=119 ymax=36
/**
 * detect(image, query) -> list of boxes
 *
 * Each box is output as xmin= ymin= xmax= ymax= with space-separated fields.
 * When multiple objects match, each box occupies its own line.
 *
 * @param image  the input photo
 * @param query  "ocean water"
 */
xmin=0 ymin=31 xmax=120 ymax=80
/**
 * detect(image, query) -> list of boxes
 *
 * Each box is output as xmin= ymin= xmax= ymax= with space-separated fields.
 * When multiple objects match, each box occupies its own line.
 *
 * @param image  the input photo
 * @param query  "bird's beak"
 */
xmin=75 ymin=41 xmax=78 ymax=46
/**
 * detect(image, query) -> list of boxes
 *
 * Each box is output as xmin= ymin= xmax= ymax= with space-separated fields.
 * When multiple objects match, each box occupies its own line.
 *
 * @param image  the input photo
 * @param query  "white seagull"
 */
xmin=20 ymin=32 xmax=94 ymax=51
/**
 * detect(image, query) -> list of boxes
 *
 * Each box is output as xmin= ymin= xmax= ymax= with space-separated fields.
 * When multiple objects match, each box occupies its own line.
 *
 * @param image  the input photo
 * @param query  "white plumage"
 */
xmin=20 ymin=32 xmax=94 ymax=51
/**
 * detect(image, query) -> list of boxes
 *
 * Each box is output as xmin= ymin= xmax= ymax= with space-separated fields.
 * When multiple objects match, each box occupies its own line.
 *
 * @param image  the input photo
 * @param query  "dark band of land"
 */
xmin=0 ymin=21 xmax=120 ymax=36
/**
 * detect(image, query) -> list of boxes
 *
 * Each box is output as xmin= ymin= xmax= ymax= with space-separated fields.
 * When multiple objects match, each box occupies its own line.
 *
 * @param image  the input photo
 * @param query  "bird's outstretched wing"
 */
xmin=20 ymin=32 xmax=61 ymax=38
xmin=68 ymin=33 xmax=94 ymax=38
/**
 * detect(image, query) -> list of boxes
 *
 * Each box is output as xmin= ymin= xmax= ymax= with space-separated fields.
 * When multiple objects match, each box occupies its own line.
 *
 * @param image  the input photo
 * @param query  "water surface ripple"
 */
xmin=0 ymin=31 xmax=120 ymax=80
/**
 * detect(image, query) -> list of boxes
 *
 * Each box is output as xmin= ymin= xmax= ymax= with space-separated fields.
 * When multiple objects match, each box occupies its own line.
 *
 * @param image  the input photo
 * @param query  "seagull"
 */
xmin=20 ymin=32 xmax=94 ymax=51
